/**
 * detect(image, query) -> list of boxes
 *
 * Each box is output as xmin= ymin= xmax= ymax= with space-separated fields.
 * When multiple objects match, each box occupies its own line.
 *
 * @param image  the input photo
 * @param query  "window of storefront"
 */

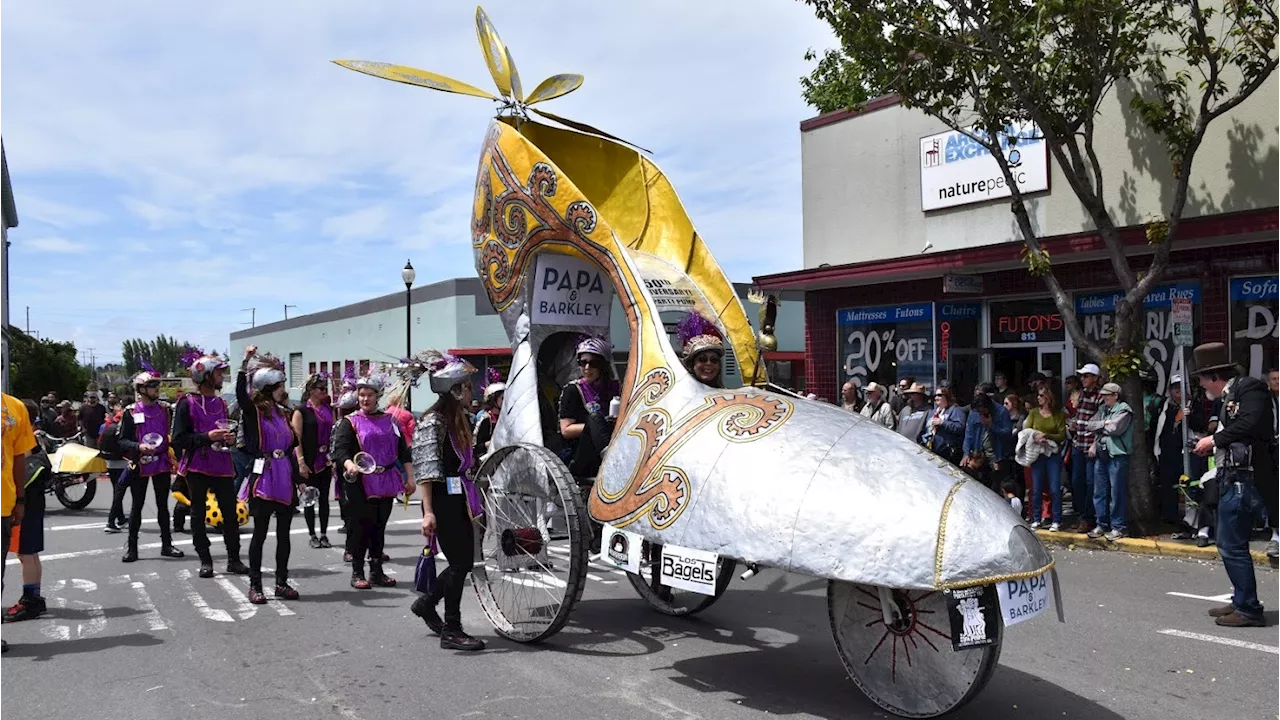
xmin=1230 ymin=275 xmax=1278 ymax=379
xmin=937 ymin=302 xmax=983 ymax=398
xmin=837 ymin=303 xmax=934 ymax=391
xmin=1074 ymin=282 xmax=1200 ymax=394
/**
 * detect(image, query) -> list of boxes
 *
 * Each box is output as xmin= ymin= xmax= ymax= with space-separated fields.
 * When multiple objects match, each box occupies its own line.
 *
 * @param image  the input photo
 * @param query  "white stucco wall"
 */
xmin=802 ymin=76 xmax=1279 ymax=268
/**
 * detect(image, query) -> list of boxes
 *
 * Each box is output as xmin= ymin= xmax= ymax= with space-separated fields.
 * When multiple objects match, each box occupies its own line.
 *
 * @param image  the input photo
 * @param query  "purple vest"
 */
xmin=130 ymin=402 xmax=170 ymax=478
xmin=178 ymin=395 xmax=234 ymax=478
xmin=240 ymin=409 xmax=294 ymax=505
xmin=348 ymin=412 xmax=406 ymax=498
xmin=312 ymin=403 xmax=333 ymax=469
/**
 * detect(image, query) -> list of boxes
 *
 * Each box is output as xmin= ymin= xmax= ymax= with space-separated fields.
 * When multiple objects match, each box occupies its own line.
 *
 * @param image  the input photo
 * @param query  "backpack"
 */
xmin=98 ymin=420 xmax=124 ymax=460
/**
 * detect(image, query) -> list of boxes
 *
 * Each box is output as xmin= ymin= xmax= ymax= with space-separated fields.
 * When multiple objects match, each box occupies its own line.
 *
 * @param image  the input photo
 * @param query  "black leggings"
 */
xmin=430 ymin=483 xmax=476 ymax=628
xmin=303 ymin=466 xmax=333 ymax=536
xmin=107 ymin=468 xmax=128 ymax=526
xmin=249 ymin=500 xmax=294 ymax=586
xmin=346 ymin=481 xmax=393 ymax=575
xmin=188 ymin=473 xmax=241 ymax=563
xmin=128 ymin=472 xmax=173 ymax=549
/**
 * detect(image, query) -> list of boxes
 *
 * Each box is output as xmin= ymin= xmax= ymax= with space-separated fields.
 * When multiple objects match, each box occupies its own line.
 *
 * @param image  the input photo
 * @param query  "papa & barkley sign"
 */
xmin=531 ymin=254 xmax=613 ymax=327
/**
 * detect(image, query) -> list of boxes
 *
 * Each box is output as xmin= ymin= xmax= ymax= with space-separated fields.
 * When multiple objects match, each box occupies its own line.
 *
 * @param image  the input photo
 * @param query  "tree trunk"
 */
xmin=1122 ymin=372 xmax=1160 ymax=536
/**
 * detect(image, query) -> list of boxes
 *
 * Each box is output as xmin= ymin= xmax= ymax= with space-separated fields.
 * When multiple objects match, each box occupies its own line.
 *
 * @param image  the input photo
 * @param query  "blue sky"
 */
xmin=3 ymin=1 xmax=834 ymax=363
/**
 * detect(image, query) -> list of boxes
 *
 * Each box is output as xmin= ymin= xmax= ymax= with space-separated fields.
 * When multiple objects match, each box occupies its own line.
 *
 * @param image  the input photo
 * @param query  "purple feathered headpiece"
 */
xmin=484 ymin=367 xmax=502 ymax=387
xmin=179 ymin=344 xmax=204 ymax=370
xmin=137 ymin=356 xmax=158 ymax=375
xmin=676 ymin=311 xmax=724 ymax=360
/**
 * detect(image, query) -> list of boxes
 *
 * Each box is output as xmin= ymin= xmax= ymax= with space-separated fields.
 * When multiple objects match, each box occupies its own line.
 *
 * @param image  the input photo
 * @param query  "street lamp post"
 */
xmin=402 ymin=259 xmax=416 ymax=411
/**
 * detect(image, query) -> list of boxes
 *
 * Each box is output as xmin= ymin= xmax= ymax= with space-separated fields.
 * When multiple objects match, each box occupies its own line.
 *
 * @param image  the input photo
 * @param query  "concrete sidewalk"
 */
xmin=1035 ymin=528 xmax=1277 ymax=568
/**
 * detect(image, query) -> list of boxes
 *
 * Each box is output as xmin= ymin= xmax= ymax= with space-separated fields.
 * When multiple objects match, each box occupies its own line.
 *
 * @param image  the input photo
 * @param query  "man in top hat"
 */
xmin=1190 ymin=343 xmax=1273 ymax=627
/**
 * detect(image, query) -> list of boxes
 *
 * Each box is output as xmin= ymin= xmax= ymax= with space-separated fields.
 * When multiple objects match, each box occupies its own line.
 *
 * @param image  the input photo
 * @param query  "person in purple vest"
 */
xmin=406 ymin=350 xmax=485 ymax=651
xmin=173 ymin=348 xmax=247 ymax=579
xmin=293 ymin=372 xmax=335 ymax=550
xmin=236 ymin=346 xmax=301 ymax=603
xmin=117 ymin=367 xmax=185 ymax=563
xmin=331 ymin=367 xmax=414 ymax=589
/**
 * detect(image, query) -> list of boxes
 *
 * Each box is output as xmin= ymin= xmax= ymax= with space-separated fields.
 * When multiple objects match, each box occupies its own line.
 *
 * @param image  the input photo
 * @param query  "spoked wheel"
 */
xmin=626 ymin=540 xmax=736 ymax=616
xmin=828 ymin=581 xmax=1001 ymax=718
xmin=472 ymin=443 xmax=591 ymax=643
xmin=54 ymin=474 xmax=98 ymax=510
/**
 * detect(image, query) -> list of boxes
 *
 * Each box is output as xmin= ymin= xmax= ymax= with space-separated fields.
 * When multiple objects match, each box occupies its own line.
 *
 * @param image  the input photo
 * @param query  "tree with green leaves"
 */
xmin=4 ymin=327 xmax=92 ymax=402
xmin=801 ymin=0 xmax=1277 ymax=533
xmin=122 ymin=335 xmax=190 ymax=376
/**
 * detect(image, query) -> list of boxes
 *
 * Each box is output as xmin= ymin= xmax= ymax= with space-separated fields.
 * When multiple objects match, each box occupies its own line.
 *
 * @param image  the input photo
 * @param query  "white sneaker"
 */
xmin=1049 ymin=523 xmax=1061 ymax=532
xmin=1104 ymin=529 xmax=1127 ymax=541
xmin=1029 ymin=520 xmax=1043 ymax=530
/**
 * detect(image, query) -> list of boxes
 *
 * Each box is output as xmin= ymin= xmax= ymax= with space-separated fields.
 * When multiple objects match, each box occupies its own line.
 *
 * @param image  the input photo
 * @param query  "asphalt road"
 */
xmin=2 ymin=484 xmax=1277 ymax=720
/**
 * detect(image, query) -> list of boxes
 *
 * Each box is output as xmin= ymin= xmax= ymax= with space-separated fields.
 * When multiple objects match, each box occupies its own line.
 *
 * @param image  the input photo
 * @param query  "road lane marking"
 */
xmin=109 ymin=573 xmax=170 ymax=631
xmin=216 ymin=577 xmax=258 ymax=620
xmin=8 ymin=518 xmax=423 ymax=565
xmin=1167 ymin=592 xmax=1234 ymax=602
xmin=40 ymin=579 xmax=106 ymax=641
xmin=1158 ymin=629 xmax=1279 ymax=654
xmin=175 ymin=568 xmax=234 ymax=623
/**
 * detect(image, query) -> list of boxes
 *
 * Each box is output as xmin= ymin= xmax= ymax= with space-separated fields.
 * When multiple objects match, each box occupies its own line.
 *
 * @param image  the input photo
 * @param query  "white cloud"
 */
xmin=24 ymin=236 xmax=89 ymax=253
xmin=15 ymin=195 xmax=108 ymax=228
xmin=2 ymin=0 xmax=835 ymax=357
xmin=321 ymin=205 xmax=390 ymax=241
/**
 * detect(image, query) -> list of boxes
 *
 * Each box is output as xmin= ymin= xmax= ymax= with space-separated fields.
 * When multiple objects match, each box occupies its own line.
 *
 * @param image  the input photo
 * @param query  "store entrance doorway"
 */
xmin=992 ymin=344 xmax=1067 ymax=396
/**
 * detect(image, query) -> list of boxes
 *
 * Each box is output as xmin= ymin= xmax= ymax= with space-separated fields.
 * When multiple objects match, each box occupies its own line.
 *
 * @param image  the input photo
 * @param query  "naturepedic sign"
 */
xmin=1075 ymin=282 xmax=1200 ymax=395
xmin=920 ymin=122 xmax=1049 ymax=211
xmin=531 ymin=254 xmax=613 ymax=327
xmin=838 ymin=303 xmax=934 ymax=391
xmin=1230 ymin=276 xmax=1279 ymax=379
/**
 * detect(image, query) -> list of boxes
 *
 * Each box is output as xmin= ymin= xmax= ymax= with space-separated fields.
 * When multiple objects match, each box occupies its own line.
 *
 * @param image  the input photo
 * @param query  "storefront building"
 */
xmin=755 ymin=86 xmax=1278 ymax=401
xmin=229 ymin=277 xmax=805 ymax=407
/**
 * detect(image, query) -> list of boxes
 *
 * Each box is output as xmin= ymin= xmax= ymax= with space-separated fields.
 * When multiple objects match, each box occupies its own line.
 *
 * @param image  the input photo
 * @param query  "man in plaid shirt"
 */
xmin=1070 ymin=364 xmax=1104 ymax=531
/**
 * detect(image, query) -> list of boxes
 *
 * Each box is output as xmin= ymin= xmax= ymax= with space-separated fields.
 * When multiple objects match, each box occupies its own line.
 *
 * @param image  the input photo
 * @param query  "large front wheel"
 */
xmin=471 ymin=443 xmax=591 ymax=643
xmin=828 ymin=581 xmax=1000 ymax=718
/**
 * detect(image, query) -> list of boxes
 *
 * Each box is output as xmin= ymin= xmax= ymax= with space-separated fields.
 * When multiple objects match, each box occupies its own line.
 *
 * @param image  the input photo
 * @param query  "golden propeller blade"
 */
xmin=475 ymin=6 xmax=513 ymax=98
xmin=333 ymin=60 xmax=498 ymax=100
xmin=524 ymin=74 xmax=584 ymax=105
xmin=505 ymin=47 xmax=524 ymax=103
xmin=529 ymin=108 xmax=651 ymax=154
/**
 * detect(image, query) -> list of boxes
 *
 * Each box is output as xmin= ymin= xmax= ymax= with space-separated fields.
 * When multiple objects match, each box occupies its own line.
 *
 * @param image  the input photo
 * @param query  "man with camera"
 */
xmin=1191 ymin=343 xmax=1274 ymax=628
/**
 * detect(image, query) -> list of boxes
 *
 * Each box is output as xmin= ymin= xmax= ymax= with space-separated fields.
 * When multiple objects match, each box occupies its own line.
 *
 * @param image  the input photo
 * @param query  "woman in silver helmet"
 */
xmin=235 ymin=346 xmax=301 ymax=604
xmin=408 ymin=350 xmax=486 ymax=651
xmin=331 ymin=367 xmax=414 ymax=590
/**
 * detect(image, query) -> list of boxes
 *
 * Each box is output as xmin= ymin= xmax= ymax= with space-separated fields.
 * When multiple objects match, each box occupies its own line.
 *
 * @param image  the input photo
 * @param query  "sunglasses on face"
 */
xmin=578 ymin=358 xmax=604 ymax=369
xmin=143 ymin=382 xmax=161 ymax=390
xmin=694 ymin=354 xmax=721 ymax=364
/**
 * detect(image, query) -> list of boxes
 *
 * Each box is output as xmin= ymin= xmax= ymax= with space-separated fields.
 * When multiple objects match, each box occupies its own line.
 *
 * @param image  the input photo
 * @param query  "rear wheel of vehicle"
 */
xmin=626 ymin=541 xmax=735 ymax=616
xmin=55 ymin=474 xmax=98 ymax=510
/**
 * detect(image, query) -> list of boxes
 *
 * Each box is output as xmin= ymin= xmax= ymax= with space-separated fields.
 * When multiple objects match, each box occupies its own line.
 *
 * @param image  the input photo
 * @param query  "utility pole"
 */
xmin=25 ymin=306 xmax=29 ymax=334
xmin=241 ymin=308 xmax=256 ymax=327
xmin=284 ymin=304 xmax=297 ymax=320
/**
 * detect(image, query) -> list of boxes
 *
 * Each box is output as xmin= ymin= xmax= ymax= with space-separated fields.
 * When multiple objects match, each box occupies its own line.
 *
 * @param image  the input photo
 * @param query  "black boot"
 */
xmin=440 ymin=624 xmax=485 ymax=651
xmin=369 ymin=561 xmax=397 ymax=587
xmin=226 ymin=558 xmax=250 ymax=575
xmin=122 ymin=541 xmax=139 ymax=563
xmin=410 ymin=595 xmax=444 ymax=634
xmin=160 ymin=543 xmax=185 ymax=558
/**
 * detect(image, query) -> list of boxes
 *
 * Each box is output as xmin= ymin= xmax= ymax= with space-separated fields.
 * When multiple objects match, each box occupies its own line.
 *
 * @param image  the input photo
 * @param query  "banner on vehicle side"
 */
xmin=659 ymin=543 xmax=719 ymax=596
xmin=601 ymin=523 xmax=642 ymax=575
xmin=995 ymin=573 xmax=1053 ymax=627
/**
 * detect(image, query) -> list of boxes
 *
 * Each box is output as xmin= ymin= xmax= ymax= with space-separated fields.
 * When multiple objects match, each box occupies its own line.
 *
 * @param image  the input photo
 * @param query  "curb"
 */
xmin=1034 ymin=529 xmax=1277 ymax=569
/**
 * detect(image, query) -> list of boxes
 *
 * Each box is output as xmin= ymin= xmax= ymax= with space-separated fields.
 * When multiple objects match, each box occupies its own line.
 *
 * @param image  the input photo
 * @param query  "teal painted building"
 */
xmin=230 ymin=277 xmax=806 ymax=409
